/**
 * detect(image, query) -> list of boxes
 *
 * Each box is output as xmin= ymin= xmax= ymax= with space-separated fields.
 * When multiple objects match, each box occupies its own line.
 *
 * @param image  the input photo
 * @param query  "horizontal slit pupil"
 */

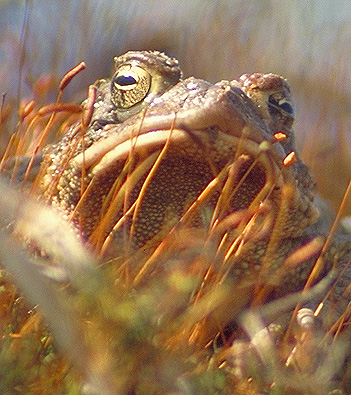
xmin=115 ymin=75 xmax=137 ymax=86
xmin=279 ymin=102 xmax=293 ymax=113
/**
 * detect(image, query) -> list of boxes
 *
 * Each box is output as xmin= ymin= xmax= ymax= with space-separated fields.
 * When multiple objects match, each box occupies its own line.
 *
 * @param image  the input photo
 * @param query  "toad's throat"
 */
xmin=71 ymin=127 xmax=273 ymax=253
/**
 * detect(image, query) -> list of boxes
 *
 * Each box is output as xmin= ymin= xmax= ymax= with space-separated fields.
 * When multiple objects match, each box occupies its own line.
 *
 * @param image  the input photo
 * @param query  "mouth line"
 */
xmin=71 ymin=126 xmax=285 ymax=186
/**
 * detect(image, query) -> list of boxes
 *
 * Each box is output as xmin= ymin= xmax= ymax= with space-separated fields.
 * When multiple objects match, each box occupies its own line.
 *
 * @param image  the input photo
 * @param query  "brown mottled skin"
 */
xmin=42 ymin=51 xmax=351 ymax=319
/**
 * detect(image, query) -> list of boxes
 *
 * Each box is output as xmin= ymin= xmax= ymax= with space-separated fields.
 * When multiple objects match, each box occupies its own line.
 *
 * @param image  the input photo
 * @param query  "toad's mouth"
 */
xmin=70 ymin=121 xmax=288 ymax=255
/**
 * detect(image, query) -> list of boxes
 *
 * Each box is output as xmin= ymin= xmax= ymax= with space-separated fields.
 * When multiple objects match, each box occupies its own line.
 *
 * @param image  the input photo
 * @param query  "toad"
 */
xmin=41 ymin=51 xmax=351 ymax=313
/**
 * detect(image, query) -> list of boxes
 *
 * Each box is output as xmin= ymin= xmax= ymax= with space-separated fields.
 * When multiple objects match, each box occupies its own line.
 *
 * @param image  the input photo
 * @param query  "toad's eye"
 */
xmin=268 ymin=94 xmax=294 ymax=125
xmin=111 ymin=65 xmax=151 ymax=108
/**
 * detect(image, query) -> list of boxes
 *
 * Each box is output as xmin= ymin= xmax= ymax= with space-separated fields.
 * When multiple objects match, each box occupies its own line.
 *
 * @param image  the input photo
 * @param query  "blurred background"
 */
xmin=0 ymin=0 xmax=350 ymax=212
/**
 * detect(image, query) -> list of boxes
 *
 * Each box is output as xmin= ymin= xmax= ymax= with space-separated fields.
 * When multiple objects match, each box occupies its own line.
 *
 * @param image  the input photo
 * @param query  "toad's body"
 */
xmin=42 ymin=51 xmax=351 ymax=317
